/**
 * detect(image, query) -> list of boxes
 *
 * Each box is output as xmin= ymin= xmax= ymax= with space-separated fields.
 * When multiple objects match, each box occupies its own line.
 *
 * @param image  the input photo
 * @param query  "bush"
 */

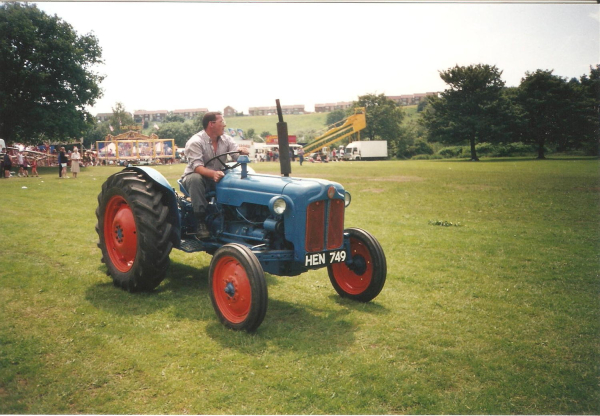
xmin=407 ymin=139 xmax=434 ymax=157
xmin=437 ymin=146 xmax=464 ymax=158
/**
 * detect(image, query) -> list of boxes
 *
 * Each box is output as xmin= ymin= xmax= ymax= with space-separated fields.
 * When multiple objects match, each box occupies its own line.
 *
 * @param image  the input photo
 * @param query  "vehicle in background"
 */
xmin=344 ymin=140 xmax=388 ymax=161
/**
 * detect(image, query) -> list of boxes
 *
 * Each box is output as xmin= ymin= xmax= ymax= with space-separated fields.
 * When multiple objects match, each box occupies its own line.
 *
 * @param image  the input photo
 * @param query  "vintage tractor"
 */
xmin=95 ymin=101 xmax=386 ymax=332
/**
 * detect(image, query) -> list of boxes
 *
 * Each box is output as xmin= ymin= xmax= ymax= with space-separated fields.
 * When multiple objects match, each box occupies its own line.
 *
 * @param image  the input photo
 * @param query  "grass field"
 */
xmin=1 ymin=157 xmax=598 ymax=414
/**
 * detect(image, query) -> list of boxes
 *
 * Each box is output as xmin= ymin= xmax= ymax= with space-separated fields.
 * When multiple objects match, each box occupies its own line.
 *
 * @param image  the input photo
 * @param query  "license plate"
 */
xmin=304 ymin=249 xmax=347 ymax=267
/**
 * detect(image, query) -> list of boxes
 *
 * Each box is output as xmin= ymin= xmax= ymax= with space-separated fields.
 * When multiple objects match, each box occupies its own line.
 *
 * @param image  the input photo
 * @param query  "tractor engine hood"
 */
xmin=216 ymin=171 xmax=345 ymax=208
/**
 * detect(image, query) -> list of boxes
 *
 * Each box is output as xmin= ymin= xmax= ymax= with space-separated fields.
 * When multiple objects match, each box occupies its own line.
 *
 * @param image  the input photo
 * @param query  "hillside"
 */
xmin=222 ymin=112 xmax=329 ymax=139
xmin=219 ymin=105 xmax=419 ymax=140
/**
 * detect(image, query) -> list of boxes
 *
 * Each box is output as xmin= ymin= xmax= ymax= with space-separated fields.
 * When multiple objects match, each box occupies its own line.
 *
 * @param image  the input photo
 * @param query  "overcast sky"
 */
xmin=35 ymin=2 xmax=599 ymax=115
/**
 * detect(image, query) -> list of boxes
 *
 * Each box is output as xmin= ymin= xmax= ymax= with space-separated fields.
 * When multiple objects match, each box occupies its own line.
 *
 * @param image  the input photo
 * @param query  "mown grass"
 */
xmin=0 ymin=157 xmax=598 ymax=414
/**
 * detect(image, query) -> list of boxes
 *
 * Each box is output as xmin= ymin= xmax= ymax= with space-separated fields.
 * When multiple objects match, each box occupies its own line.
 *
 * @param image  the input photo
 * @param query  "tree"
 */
xmin=326 ymin=109 xmax=346 ymax=126
xmin=573 ymin=65 xmax=599 ymax=156
xmin=155 ymin=122 xmax=196 ymax=148
xmin=353 ymin=93 xmax=404 ymax=143
xmin=165 ymin=113 xmax=185 ymax=123
xmin=109 ymin=102 xmax=134 ymax=135
xmin=420 ymin=64 xmax=511 ymax=161
xmin=516 ymin=69 xmax=583 ymax=159
xmin=0 ymin=3 xmax=104 ymax=144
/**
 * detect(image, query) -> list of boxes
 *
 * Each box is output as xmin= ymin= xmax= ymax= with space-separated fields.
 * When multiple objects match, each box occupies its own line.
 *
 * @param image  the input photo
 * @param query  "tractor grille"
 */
xmin=305 ymin=199 xmax=345 ymax=253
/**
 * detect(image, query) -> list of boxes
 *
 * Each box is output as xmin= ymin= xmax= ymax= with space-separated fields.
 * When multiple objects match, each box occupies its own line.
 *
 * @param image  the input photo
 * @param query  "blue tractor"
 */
xmin=95 ymin=102 xmax=386 ymax=332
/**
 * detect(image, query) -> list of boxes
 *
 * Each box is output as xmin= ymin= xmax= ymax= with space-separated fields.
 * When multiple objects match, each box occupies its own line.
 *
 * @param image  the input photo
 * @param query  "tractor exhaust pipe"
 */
xmin=276 ymin=99 xmax=292 ymax=177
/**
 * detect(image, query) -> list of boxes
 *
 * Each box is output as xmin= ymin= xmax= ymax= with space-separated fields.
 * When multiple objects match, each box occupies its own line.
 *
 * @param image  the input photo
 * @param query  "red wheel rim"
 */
xmin=330 ymin=237 xmax=373 ymax=295
xmin=104 ymin=195 xmax=137 ymax=272
xmin=212 ymin=256 xmax=252 ymax=324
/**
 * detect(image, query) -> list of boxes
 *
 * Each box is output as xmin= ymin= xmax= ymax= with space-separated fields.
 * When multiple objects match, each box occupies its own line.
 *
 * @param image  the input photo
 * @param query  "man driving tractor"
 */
xmin=181 ymin=111 xmax=249 ymax=239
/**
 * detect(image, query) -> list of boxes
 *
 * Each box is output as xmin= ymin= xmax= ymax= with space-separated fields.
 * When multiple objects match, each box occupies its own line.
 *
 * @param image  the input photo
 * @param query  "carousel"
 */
xmin=96 ymin=129 xmax=174 ymax=165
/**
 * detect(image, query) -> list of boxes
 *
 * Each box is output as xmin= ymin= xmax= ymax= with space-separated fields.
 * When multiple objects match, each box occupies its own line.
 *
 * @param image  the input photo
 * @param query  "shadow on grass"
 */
xmin=89 ymin=261 xmax=388 ymax=352
xmin=206 ymin=298 xmax=358 ymax=354
xmin=87 ymin=261 xmax=210 ymax=319
xmin=330 ymin=294 xmax=390 ymax=315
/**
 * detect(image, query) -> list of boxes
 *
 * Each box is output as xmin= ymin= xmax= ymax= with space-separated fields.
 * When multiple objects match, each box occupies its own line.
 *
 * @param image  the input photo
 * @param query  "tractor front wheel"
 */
xmin=96 ymin=170 xmax=173 ymax=292
xmin=327 ymin=228 xmax=386 ymax=302
xmin=209 ymin=244 xmax=267 ymax=332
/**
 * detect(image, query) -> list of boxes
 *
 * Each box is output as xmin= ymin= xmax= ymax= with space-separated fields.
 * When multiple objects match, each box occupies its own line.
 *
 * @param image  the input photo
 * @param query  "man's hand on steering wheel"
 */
xmin=205 ymin=150 xmax=247 ymax=173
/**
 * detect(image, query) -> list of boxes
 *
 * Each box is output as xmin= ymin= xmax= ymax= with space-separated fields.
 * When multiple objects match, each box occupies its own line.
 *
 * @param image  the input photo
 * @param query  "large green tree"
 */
xmin=420 ymin=64 xmax=512 ymax=161
xmin=0 ymin=3 xmax=104 ymax=144
xmin=349 ymin=93 xmax=405 ymax=156
xmin=516 ymin=69 xmax=581 ymax=159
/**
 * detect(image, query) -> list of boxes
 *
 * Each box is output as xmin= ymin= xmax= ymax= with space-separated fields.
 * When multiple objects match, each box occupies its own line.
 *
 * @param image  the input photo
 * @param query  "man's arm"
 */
xmin=195 ymin=164 xmax=224 ymax=183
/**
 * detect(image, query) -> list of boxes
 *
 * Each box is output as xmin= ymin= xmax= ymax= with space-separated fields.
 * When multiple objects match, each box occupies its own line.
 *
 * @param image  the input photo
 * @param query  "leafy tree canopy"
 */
xmin=0 ymin=2 xmax=104 ymax=144
xmin=420 ymin=64 xmax=513 ymax=160
xmin=325 ymin=109 xmax=346 ymax=126
xmin=353 ymin=93 xmax=404 ymax=142
xmin=516 ymin=69 xmax=585 ymax=159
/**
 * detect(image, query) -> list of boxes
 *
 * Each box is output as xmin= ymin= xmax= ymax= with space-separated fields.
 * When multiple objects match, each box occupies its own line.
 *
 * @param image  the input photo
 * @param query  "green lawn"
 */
xmin=1 ymin=157 xmax=598 ymax=414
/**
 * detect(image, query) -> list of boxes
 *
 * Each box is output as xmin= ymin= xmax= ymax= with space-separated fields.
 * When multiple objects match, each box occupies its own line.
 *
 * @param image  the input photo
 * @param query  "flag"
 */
xmin=154 ymin=124 xmax=159 ymax=130
xmin=109 ymin=125 xmax=114 ymax=132
xmin=237 ymin=129 xmax=244 ymax=139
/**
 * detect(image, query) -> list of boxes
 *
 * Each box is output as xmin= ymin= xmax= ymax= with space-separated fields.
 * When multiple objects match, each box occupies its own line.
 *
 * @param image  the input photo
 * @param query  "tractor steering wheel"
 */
xmin=205 ymin=151 xmax=242 ymax=171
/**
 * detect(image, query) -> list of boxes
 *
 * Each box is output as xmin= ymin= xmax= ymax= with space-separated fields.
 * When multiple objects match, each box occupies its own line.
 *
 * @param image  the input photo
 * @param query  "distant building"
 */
xmin=224 ymin=106 xmax=237 ymax=117
xmin=133 ymin=110 xmax=169 ymax=123
xmin=96 ymin=113 xmax=113 ymax=122
xmin=386 ymin=92 xmax=439 ymax=106
xmin=314 ymin=101 xmax=354 ymax=113
xmin=172 ymin=108 xmax=208 ymax=120
xmin=249 ymin=104 xmax=305 ymax=116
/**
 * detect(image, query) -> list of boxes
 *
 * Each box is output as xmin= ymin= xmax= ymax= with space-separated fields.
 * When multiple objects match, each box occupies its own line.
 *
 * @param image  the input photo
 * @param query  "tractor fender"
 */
xmin=123 ymin=166 xmax=181 ymax=239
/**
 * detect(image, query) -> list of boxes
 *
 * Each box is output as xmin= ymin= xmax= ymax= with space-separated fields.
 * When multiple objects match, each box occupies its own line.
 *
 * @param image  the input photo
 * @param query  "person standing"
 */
xmin=297 ymin=146 xmax=305 ymax=166
xmin=59 ymin=147 xmax=68 ymax=178
xmin=181 ymin=112 xmax=249 ymax=239
xmin=3 ymin=151 xmax=12 ymax=178
xmin=31 ymin=158 xmax=39 ymax=177
xmin=70 ymin=147 xmax=81 ymax=178
xmin=17 ymin=152 xmax=26 ymax=177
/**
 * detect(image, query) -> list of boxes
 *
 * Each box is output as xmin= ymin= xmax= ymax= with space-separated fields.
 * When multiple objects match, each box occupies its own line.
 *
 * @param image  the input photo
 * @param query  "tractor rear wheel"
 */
xmin=96 ymin=170 xmax=173 ymax=292
xmin=209 ymin=244 xmax=267 ymax=332
xmin=327 ymin=228 xmax=386 ymax=302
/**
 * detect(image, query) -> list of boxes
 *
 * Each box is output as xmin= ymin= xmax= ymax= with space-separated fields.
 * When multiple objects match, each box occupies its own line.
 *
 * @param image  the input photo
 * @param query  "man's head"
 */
xmin=203 ymin=112 xmax=226 ymax=139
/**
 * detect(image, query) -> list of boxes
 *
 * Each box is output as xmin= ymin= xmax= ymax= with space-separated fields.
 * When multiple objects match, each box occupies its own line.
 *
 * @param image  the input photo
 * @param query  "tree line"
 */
xmin=333 ymin=64 xmax=598 ymax=161
xmin=1 ymin=4 xmax=597 ymax=161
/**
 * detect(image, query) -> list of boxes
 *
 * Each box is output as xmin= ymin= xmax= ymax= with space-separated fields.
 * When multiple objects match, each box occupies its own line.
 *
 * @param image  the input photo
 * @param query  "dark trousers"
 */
xmin=181 ymin=173 xmax=216 ymax=220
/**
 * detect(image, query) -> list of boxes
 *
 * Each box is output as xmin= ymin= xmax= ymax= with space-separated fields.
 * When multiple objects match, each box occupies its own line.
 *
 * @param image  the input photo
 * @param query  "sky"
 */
xmin=34 ymin=1 xmax=599 ymax=116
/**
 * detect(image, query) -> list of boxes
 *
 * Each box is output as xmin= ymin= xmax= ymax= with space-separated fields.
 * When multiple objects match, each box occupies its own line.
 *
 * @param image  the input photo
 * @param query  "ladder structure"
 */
xmin=303 ymin=107 xmax=366 ymax=154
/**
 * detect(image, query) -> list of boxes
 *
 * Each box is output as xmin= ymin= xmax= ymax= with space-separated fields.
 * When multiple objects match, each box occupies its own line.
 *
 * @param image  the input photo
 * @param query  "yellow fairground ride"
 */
xmin=302 ymin=107 xmax=366 ymax=154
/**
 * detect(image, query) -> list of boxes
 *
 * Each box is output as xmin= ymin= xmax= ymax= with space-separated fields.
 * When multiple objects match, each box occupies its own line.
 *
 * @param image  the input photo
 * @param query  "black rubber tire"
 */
xmin=209 ymin=244 xmax=267 ymax=332
xmin=96 ymin=170 xmax=173 ymax=292
xmin=327 ymin=228 xmax=386 ymax=302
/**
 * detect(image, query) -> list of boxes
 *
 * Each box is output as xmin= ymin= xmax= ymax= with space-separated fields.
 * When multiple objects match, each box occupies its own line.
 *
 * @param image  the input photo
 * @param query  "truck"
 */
xmin=343 ymin=140 xmax=388 ymax=161
xmin=95 ymin=100 xmax=386 ymax=332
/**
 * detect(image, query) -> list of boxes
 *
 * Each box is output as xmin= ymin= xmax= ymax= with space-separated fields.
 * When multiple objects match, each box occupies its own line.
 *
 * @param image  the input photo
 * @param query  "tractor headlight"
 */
xmin=344 ymin=191 xmax=351 ymax=207
xmin=272 ymin=197 xmax=287 ymax=215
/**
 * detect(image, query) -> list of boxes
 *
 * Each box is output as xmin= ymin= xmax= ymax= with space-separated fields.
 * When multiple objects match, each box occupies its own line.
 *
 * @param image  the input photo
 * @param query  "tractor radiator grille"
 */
xmin=305 ymin=199 xmax=345 ymax=253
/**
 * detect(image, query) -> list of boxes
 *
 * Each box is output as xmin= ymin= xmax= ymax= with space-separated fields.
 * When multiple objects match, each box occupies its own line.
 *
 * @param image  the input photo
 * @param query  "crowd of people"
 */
xmin=1 ymin=145 xmax=86 ymax=179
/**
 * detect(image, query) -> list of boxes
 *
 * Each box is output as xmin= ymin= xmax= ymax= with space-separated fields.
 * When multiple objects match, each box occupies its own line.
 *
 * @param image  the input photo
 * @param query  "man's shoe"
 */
xmin=189 ymin=223 xmax=210 ymax=239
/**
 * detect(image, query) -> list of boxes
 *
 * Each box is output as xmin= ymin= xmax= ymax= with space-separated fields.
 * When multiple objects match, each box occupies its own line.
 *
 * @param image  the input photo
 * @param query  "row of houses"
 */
xmin=95 ymin=93 xmax=439 ymax=122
